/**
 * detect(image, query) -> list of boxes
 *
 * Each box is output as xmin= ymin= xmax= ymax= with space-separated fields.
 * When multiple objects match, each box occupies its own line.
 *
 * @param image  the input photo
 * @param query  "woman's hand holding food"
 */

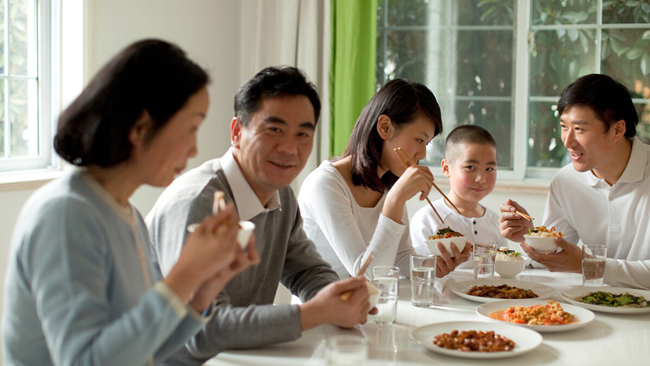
xmin=435 ymin=241 xmax=473 ymax=277
xmin=499 ymin=199 xmax=534 ymax=243
xmin=299 ymin=276 xmax=374 ymax=331
xmin=522 ymin=237 xmax=582 ymax=274
xmin=384 ymin=165 xmax=434 ymax=223
xmin=164 ymin=204 xmax=242 ymax=306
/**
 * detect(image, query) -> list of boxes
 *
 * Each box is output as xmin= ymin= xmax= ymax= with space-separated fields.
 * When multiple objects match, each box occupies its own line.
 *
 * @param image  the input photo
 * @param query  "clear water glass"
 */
xmin=325 ymin=335 xmax=367 ymax=366
xmin=583 ymin=244 xmax=607 ymax=287
xmin=473 ymin=242 xmax=497 ymax=280
xmin=410 ymin=254 xmax=436 ymax=307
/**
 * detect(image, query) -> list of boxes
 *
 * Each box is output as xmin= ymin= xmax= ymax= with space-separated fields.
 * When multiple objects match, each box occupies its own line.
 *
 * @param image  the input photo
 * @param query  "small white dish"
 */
xmin=366 ymin=281 xmax=381 ymax=312
xmin=411 ymin=321 xmax=542 ymax=359
xmin=495 ymin=257 xmax=528 ymax=278
xmin=476 ymin=299 xmax=595 ymax=332
xmin=450 ymin=279 xmax=555 ymax=303
xmin=425 ymin=236 xmax=466 ymax=257
xmin=237 ymin=221 xmax=255 ymax=250
xmin=524 ymin=235 xmax=558 ymax=254
xmin=561 ymin=286 xmax=650 ymax=314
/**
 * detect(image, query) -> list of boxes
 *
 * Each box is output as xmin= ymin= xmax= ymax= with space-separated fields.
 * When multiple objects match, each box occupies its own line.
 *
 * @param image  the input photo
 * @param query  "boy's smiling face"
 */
xmin=442 ymin=142 xmax=497 ymax=207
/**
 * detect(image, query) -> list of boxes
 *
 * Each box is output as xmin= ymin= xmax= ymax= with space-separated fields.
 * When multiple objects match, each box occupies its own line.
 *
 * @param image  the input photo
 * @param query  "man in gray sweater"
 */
xmin=146 ymin=66 xmax=372 ymax=366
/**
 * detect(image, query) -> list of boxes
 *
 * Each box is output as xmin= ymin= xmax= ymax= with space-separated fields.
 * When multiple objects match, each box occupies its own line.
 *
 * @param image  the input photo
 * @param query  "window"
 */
xmin=376 ymin=0 xmax=650 ymax=180
xmin=0 ymin=0 xmax=57 ymax=174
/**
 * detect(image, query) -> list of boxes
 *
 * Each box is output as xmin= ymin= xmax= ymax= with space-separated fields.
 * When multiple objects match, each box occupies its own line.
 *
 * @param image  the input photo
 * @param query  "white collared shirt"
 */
xmin=544 ymin=136 xmax=650 ymax=288
xmin=219 ymin=148 xmax=281 ymax=220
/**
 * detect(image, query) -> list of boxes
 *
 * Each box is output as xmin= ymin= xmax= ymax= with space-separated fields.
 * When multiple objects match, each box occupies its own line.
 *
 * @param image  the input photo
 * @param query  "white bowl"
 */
xmin=366 ymin=281 xmax=381 ymax=312
xmin=425 ymin=236 xmax=466 ymax=257
xmin=524 ymin=235 xmax=558 ymax=254
xmin=237 ymin=221 xmax=255 ymax=250
xmin=495 ymin=257 xmax=528 ymax=278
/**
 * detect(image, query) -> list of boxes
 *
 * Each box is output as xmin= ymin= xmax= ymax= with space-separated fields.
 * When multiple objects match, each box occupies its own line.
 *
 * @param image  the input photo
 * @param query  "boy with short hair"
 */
xmin=410 ymin=125 xmax=507 ymax=259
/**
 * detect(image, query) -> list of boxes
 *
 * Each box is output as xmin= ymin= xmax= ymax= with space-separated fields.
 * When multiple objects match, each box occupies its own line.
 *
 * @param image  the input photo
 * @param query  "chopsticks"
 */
xmin=340 ymin=252 xmax=373 ymax=302
xmin=516 ymin=211 xmax=534 ymax=221
xmin=393 ymin=147 xmax=462 ymax=222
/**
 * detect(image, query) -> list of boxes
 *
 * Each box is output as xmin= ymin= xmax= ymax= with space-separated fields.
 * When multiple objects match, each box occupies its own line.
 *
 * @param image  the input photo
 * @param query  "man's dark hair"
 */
xmin=234 ymin=66 xmax=321 ymax=126
xmin=54 ymin=39 xmax=209 ymax=167
xmin=341 ymin=78 xmax=443 ymax=192
xmin=445 ymin=125 xmax=497 ymax=163
xmin=557 ymin=74 xmax=638 ymax=137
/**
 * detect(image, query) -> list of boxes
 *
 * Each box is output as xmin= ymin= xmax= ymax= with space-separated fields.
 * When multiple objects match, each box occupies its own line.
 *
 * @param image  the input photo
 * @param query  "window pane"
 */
xmin=386 ymin=0 xmax=430 ymax=27
xmin=528 ymin=101 xmax=567 ymax=168
xmin=600 ymin=29 xmax=650 ymax=92
xmin=8 ymin=0 xmax=36 ymax=76
xmin=455 ymin=30 xmax=513 ymax=97
xmin=532 ymin=0 xmax=597 ymax=25
xmin=530 ymin=29 xmax=597 ymax=96
xmin=455 ymin=0 xmax=515 ymax=26
xmin=385 ymin=29 xmax=427 ymax=82
xmin=0 ymin=0 xmax=5 ymax=75
xmin=9 ymin=78 xmax=37 ymax=157
xmin=637 ymin=102 xmax=650 ymax=144
xmin=0 ymin=80 xmax=4 ymax=156
xmin=603 ymin=1 xmax=650 ymax=24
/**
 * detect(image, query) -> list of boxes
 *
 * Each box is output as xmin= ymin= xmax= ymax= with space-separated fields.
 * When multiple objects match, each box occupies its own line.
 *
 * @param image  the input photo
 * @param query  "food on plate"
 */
xmin=575 ymin=291 xmax=649 ymax=308
xmin=489 ymin=300 xmax=574 ymax=325
xmin=496 ymin=247 xmax=524 ymax=261
xmin=429 ymin=227 xmax=464 ymax=240
xmin=433 ymin=330 xmax=515 ymax=352
xmin=525 ymin=226 xmax=564 ymax=238
xmin=467 ymin=284 xmax=538 ymax=299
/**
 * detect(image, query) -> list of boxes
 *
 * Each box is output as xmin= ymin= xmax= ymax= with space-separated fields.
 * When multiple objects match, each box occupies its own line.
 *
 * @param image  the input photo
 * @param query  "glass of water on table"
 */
xmin=583 ymin=244 xmax=607 ymax=286
xmin=473 ymin=242 xmax=497 ymax=280
xmin=371 ymin=266 xmax=399 ymax=325
xmin=410 ymin=254 xmax=436 ymax=307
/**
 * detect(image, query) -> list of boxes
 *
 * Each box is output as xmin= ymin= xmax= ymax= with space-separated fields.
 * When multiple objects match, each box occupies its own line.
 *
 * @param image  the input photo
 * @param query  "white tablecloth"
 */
xmin=205 ymin=268 xmax=650 ymax=365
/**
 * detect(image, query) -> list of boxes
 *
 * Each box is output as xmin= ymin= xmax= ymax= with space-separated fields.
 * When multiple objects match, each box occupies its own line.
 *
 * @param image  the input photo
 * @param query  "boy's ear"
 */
xmin=441 ymin=158 xmax=451 ymax=178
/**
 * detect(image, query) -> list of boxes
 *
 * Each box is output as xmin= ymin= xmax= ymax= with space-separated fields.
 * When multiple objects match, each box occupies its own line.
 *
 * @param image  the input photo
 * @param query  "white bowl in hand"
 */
xmin=425 ymin=236 xmax=467 ymax=257
xmin=366 ymin=281 xmax=381 ymax=312
xmin=495 ymin=257 xmax=528 ymax=278
xmin=524 ymin=235 xmax=558 ymax=254
xmin=237 ymin=221 xmax=255 ymax=250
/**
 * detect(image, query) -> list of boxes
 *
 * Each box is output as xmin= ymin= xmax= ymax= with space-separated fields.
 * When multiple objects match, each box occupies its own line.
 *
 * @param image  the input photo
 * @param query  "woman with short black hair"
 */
xmin=2 ymin=39 xmax=258 ymax=366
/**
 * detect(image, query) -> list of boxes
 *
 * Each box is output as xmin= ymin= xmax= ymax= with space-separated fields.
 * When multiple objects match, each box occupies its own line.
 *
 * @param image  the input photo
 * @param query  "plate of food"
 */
xmin=476 ymin=299 xmax=594 ymax=332
xmin=450 ymin=279 xmax=555 ymax=303
xmin=561 ymin=286 xmax=650 ymax=314
xmin=411 ymin=320 xmax=542 ymax=359
xmin=425 ymin=227 xmax=466 ymax=257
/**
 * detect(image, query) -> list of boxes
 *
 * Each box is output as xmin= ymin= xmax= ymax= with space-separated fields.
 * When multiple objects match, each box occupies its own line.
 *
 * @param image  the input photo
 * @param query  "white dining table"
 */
xmin=204 ymin=268 xmax=650 ymax=365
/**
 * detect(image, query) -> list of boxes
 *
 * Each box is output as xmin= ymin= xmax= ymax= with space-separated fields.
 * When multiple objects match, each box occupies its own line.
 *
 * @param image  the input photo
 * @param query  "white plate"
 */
xmin=450 ymin=279 xmax=555 ymax=303
xmin=411 ymin=321 xmax=542 ymax=359
xmin=476 ymin=299 xmax=595 ymax=332
xmin=561 ymin=286 xmax=650 ymax=314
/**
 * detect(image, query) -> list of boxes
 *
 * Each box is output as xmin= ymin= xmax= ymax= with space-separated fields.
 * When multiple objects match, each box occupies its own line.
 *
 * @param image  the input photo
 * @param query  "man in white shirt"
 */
xmin=499 ymin=74 xmax=650 ymax=289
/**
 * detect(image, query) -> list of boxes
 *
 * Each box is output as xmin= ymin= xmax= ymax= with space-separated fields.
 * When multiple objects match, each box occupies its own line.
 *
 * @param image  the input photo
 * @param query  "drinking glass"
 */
xmin=583 ymin=244 xmax=607 ymax=286
xmin=410 ymin=254 xmax=436 ymax=307
xmin=325 ymin=335 xmax=367 ymax=366
xmin=473 ymin=242 xmax=497 ymax=280
xmin=371 ymin=266 xmax=399 ymax=325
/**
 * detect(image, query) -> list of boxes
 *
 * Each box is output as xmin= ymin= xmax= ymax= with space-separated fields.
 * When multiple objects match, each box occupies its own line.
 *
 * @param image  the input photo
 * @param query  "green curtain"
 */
xmin=329 ymin=0 xmax=377 ymax=157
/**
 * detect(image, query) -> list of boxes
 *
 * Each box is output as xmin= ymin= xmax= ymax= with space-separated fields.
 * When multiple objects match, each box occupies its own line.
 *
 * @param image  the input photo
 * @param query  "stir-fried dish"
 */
xmin=490 ymin=300 xmax=574 ymax=326
xmin=575 ymin=291 xmax=649 ymax=308
xmin=467 ymin=284 xmax=538 ymax=299
xmin=429 ymin=227 xmax=464 ymax=240
xmin=433 ymin=330 xmax=515 ymax=352
xmin=526 ymin=226 xmax=564 ymax=238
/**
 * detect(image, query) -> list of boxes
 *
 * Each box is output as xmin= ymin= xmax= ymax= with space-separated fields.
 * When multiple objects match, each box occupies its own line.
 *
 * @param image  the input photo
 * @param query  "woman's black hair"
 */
xmin=54 ymin=39 xmax=210 ymax=167
xmin=340 ymin=79 xmax=443 ymax=192
xmin=558 ymin=74 xmax=638 ymax=137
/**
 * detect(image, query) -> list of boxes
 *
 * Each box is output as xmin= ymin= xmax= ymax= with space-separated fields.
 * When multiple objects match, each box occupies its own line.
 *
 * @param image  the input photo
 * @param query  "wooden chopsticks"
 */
xmin=394 ymin=147 xmax=462 ymax=222
xmin=340 ymin=252 xmax=373 ymax=302
xmin=516 ymin=211 xmax=534 ymax=221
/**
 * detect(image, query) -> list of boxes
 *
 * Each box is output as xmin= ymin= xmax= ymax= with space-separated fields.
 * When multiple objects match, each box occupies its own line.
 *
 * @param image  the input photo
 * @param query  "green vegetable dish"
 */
xmin=576 ymin=291 xmax=649 ymax=308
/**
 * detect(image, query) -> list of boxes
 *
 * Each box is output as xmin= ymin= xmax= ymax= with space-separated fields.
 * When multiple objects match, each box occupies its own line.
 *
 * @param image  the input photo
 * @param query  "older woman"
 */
xmin=298 ymin=79 xmax=472 ymax=279
xmin=1 ymin=39 xmax=258 ymax=366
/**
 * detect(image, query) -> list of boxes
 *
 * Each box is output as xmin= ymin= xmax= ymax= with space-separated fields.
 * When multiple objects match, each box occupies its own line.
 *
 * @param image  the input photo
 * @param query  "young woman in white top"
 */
xmin=298 ymin=79 xmax=472 ymax=279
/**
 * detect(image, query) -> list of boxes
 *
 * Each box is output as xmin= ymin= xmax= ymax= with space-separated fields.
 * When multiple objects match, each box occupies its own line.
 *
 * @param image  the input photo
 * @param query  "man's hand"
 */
xmin=499 ymin=199 xmax=534 ymax=243
xmin=299 ymin=276 xmax=371 ymax=330
xmin=521 ymin=237 xmax=582 ymax=273
xmin=435 ymin=242 xmax=472 ymax=277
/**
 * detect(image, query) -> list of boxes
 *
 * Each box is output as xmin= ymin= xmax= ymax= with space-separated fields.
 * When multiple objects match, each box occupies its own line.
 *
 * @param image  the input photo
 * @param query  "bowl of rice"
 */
xmin=425 ymin=227 xmax=466 ymax=257
xmin=495 ymin=248 xmax=527 ymax=278
xmin=524 ymin=226 xmax=564 ymax=254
